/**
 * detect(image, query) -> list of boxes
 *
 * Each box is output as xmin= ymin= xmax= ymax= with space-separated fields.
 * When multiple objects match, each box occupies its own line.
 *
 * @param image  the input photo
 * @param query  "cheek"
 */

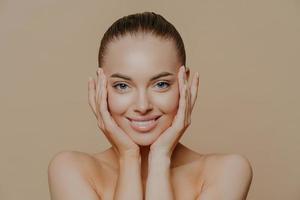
xmin=153 ymin=87 xmax=179 ymax=114
xmin=107 ymin=90 xmax=132 ymax=115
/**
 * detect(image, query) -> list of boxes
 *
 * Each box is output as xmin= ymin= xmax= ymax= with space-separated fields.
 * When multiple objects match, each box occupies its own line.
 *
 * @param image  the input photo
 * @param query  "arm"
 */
xmin=88 ymin=69 xmax=143 ymax=199
xmin=145 ymin=153 xmax=174 ymax=200
xmin=48 ymin=151 xmax=101 ymax=200
xmin=197 ymin=154 xmax=253 ymax=200
xmin=145 ymin=66 xmax=199 ymax=200
xmin=114 ymin=152 xmax=143 ymax=200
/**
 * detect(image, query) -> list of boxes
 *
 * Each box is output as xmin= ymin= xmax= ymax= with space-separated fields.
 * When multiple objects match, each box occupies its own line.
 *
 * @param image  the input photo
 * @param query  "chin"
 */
xmin=116 ymin=115 xmax=173 ymax=147
xmin=126 ymin=129 xmax=161 ymax=146
xmin=135 ymin=140 xmax=154 ymax=147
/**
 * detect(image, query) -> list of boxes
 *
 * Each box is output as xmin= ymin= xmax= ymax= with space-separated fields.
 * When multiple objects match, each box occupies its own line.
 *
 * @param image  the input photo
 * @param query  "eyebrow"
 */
xmin=110 ymin=72 xmax=174 ymax=81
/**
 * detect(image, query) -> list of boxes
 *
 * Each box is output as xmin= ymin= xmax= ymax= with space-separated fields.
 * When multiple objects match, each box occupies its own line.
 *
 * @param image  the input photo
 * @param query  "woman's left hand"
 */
xmin=150 ymin=65 xmax=200 ymax=158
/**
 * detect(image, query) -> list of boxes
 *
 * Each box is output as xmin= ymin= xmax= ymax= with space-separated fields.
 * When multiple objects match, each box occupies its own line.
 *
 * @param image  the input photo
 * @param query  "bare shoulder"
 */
xmin=48 ymin=150 xmax=104 ymax=199
xmin=48 ymin=150 xmax=103 ymax=173
xmin=197 ymin=153 xmax=253 ymax=199
xmin=201 ymin=153 xmax=253 ymax=180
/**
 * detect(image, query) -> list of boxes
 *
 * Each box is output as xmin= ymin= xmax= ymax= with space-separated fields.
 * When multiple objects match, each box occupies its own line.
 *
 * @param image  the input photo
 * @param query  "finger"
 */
xmin=183 ymin=67 xmax=191 ymax=124
xmin=174 ymin=66 xmax=187 ymax=129
xmin=96 ymin=68 xmax=105 ymax=129
xmin=187 ymin=86 xmax=191 ymax=125
xmin=95 ymin=68 xmax=101 ymax=105
xmin=190 ymin=72 xmax=199 ymax=111
xmin=88 ymin=75 xmax=105 ymax=130
xmin=98 ymin=71 xmax=120 ymax=133
xmin=177 ymin=67 xmax=189 ymax=139
xmin=99 ymin=70 xmax=114 ymax=130
xmin=184 ymin=70 xmax=191 ymax=125
xmin=88 ymin=77 xmax=97 ymax=118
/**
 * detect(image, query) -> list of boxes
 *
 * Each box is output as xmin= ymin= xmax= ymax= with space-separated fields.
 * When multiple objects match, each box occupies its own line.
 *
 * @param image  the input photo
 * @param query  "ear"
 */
xmin=185 ymin=67 xmax=190 ymax=80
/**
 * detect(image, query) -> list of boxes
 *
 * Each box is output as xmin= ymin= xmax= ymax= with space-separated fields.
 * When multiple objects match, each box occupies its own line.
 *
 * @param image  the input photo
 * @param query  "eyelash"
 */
xmin=154 ymin=81 xmax=170 ymax=89
xmin=113 ymin=81 xmax=171 ymax=92
xmin=113 ymin=83 xmax=129 ymax=91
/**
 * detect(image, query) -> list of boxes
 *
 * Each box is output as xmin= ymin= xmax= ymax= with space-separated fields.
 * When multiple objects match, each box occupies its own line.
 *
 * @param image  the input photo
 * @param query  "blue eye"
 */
xmin=113 ymin=83 xmax=129 ymax=91
xmin=155 ymin=81 xmax=170 ymax=89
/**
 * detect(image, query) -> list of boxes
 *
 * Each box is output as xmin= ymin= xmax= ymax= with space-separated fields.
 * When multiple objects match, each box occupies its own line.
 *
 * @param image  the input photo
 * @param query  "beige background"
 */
xmin=0 ymin=0 xmax=299 ymax=199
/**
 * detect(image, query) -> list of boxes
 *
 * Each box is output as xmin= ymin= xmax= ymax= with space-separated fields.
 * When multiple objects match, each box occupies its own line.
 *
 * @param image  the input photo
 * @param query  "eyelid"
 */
xmin=111 ymin=79 xmax=173 ymax=89
xmin=112 ymin=81 xmax=131 ymax=92
xmin=153 ymin=80 xmax=173 ymax=90
xmin=112 ymin=81 xmax=131 ymax=86
xmin=154 ymin=79 xmax=174 ymax=85
xmin=156 ymin=79 xmax=170 ymax=82
xmin=154 ymin=80 xmax=168 ymax=84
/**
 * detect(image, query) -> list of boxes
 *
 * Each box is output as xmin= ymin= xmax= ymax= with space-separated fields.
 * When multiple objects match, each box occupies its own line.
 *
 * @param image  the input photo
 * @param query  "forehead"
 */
xmin=102 ymin=34 xmax=181 ymax=75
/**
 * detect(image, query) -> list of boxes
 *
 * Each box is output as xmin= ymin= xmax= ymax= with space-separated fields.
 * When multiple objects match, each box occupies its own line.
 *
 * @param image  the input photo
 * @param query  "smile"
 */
xmin=126 ymin=116 xmax=161 ymax=133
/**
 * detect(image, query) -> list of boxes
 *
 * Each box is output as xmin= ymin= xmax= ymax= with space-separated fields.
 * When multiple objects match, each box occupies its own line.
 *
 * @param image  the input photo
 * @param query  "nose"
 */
xmin=133 ymin=90 xmax=153 ymax=114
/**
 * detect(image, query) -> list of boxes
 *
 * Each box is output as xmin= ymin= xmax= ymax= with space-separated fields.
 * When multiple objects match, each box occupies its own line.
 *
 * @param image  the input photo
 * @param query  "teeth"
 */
xmin=131 ymin=119 xmax=155 ymax=127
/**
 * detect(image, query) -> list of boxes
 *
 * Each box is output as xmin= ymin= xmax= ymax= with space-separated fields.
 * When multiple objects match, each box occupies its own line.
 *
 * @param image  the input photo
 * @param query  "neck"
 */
xmin=139 ymin=145 xmax=151 ymax=182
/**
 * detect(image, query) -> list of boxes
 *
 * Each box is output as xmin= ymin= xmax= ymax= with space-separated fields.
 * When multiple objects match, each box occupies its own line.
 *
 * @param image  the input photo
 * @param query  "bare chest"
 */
xmin=96 ymin=163 xmax=201 ymax=200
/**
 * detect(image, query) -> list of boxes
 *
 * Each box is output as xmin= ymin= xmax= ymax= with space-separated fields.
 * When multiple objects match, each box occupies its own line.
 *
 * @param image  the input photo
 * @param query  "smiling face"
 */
xmin=101 ymin=33 xmax=182 ymax=146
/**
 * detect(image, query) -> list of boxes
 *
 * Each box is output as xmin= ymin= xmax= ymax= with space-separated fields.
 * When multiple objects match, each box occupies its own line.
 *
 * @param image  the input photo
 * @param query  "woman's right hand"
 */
xmin=88 ymin=68 xmax=140 ymax=158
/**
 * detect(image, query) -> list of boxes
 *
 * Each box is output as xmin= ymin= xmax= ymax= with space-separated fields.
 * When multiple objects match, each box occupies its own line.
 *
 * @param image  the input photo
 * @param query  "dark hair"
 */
xmin=98 ymin=11 xmax=186 ymax=68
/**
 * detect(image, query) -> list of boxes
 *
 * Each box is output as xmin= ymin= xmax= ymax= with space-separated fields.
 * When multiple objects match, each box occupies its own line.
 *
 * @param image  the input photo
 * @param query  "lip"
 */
xmin=127 ymin=115 xmax=161 ymax=122
xmin=126 ymin=115 xmax=161 ymax=133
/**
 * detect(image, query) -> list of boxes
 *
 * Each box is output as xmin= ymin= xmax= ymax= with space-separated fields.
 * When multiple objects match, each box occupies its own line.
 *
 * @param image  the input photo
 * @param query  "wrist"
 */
xmin=148 ymin=152 xmax=171 ymax=167
xmin=119 ymin=151 xmax=141 ymax=164
xmin=119 ymin=148 xmax=140 ymax=158
xmin=149 ymin=148 xmax=171 ymax=159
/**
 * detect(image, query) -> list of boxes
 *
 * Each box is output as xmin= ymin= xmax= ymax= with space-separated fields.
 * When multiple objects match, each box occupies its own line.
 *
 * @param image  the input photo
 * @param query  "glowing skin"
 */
xmin=101 ymin=34 xmax=182 ymax=146
xmin=49 ymin=21 xmax=252 ymax=200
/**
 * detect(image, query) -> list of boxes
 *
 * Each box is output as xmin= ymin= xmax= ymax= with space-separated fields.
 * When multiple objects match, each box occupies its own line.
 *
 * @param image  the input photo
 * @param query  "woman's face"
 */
xmin=102 ymin=34 xmax=182 ymax=146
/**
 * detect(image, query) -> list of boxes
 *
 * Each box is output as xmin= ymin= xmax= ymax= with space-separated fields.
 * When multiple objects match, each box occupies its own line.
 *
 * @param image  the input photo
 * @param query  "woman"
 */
xmin=48 ymin=12 xmax=253 ymax=200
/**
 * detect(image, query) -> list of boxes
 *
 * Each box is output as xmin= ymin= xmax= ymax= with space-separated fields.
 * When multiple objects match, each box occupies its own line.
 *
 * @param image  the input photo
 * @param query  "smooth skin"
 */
xmin=48 ymin=34 xmax=253 ymax=200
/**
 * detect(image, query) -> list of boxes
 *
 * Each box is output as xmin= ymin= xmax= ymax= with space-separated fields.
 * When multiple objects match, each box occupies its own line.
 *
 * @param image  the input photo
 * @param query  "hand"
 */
xmin=150 ymin=66 xmax=199 ymax=158
xmin=88 ymin=68 xmax=140 ymax=158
